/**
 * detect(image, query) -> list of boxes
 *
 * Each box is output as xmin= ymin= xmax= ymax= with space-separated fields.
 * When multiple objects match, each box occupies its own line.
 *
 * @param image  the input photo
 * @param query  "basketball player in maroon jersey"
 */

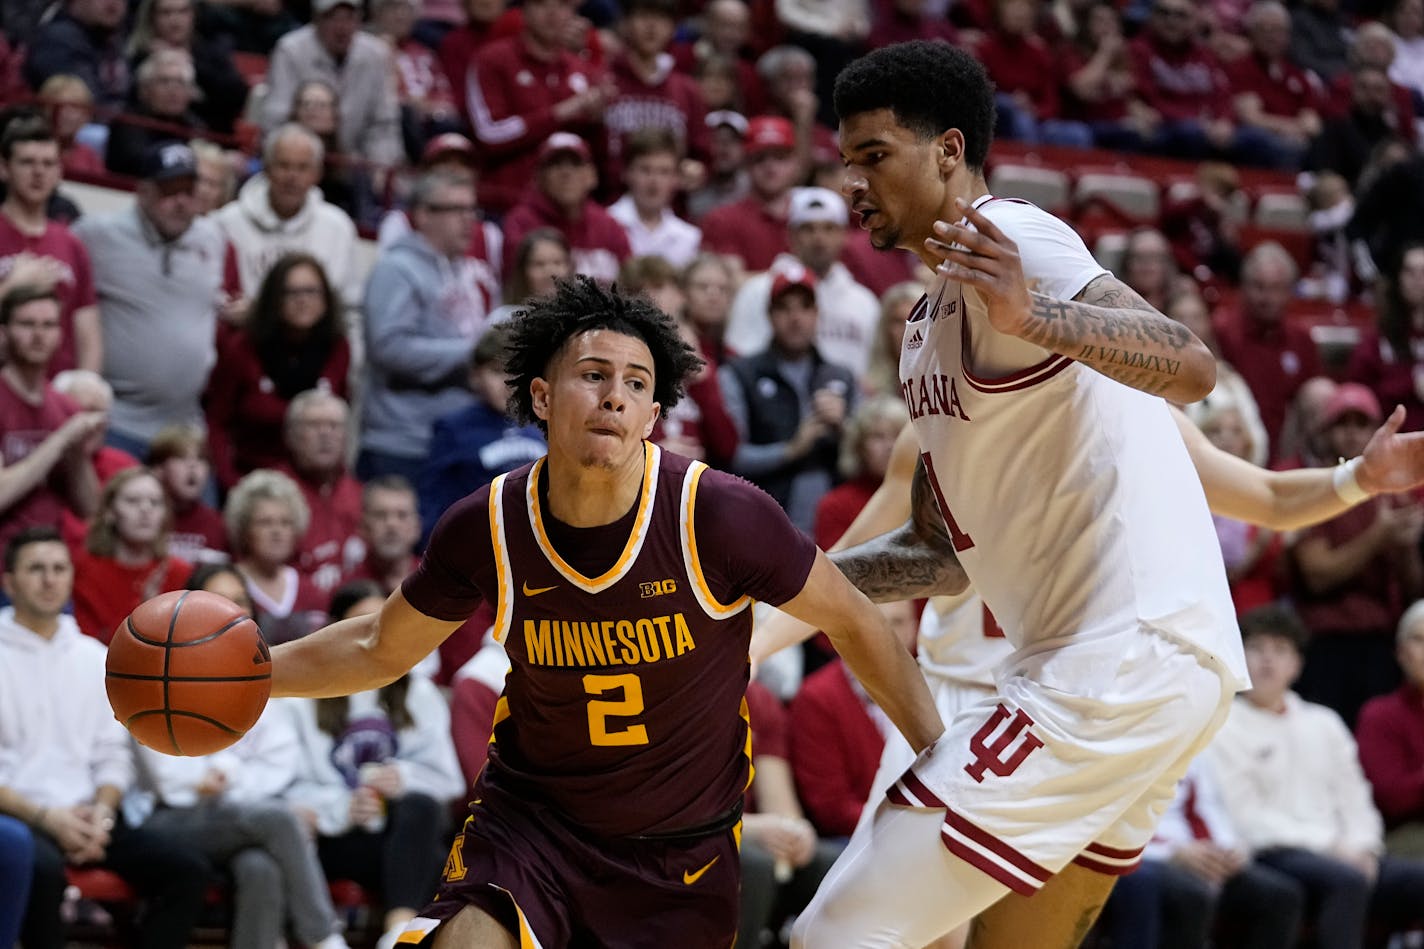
xmin=269 ymin=276 xmax=943 ymax=949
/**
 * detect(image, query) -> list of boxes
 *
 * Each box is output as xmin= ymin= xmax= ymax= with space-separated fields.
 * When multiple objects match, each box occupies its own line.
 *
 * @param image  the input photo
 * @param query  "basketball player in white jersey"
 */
xmin=785 ymin=40 xmax=1256 ymax=948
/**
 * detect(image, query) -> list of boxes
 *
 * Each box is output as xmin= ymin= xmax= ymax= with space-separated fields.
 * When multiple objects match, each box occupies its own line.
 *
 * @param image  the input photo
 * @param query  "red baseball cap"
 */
xmin=1320 ymin=383 xmax=1382 ymax=428
xmin=537 ymin=132 xmax=593 ymax=166
xmin=745 ymin=116 xmax=795 ymax=157
xmin=769 ymin=264 xmax=816 ymax=304
xmin=421 ymin=132 xmax=477 ymax=166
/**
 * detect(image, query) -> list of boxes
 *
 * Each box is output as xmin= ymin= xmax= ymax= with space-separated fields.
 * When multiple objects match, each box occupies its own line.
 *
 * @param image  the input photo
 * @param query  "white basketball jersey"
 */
xmin=900 ymin=195 xmax=1248 ymax=688
xmin=918 ymin=592 xmax=1008 ymax=689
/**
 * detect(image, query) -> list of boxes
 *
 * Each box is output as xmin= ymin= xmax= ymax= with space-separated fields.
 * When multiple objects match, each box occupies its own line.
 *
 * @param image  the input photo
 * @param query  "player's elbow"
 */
xmin=1169 ymin=340 xmax=1217 ymax=404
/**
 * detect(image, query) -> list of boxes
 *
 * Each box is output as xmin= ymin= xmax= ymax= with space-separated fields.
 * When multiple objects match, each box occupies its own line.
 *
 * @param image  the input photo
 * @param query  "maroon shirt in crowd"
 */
xmin=168 ymin=501 xmax=229 ymax=565
xmin=1223 ymin=52 xmax=1324 ymax=119
xmin=0 ymin=375 xmax=80 ymax=550
xmin=0 ymin=214 xmax=96 ymax=376
xmin=1348 ymin=327 xmax=1424 ymax=434
xmin=603 ymin=53 xmax=710 ymax=188
xmin=1293 ymin=498 xmax=1410 ymax=637
xmin=699 ymin=196 xmax=789 ymax=273
xmin=501 ymin=190 xmax=631 ymax=284
xmin=402 ymin=447 xmax=816 ymax=837
xmin=1213 ymin=306 xmax=1322 ymax=450
xmin=976 ymin=31 xmax=1062 ymax=118
xmin=789 ymin=660 xmax=885 ymax=838
xmin=279 ymin=461 xmax=363 ymax=596
xmin=1357 ymin=684 xmax=1424 ymax=827
xmin=1130 ymin=34 xmax=1231 ymax=122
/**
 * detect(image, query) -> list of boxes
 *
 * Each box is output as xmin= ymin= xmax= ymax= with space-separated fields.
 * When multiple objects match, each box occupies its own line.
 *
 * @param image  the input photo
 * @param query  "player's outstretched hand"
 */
xmin=925 ymin=197 xmax=1034 ymax=339
xmin=1358 ymin=405 xmax=1424 ymax=495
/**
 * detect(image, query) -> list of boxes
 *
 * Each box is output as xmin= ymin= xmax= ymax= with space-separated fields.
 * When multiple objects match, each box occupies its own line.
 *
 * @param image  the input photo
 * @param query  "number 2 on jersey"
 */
xmin=920 ymin=453 xmax=976 ymax=552
xmin=584 ymin=673 xmax=650 ymax=747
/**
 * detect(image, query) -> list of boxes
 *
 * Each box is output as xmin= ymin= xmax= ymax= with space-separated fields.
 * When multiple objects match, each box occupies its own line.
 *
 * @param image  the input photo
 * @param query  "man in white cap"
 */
xmin=724 ymin=185 xmax=880 ymax=376
xmin=262 ymin=0 xmax=403 ymax=171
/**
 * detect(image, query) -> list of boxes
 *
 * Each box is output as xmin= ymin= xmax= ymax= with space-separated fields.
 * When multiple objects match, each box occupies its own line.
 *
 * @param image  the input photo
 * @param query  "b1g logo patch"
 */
xmin=639 ymin=579 xmax=678 ymax=598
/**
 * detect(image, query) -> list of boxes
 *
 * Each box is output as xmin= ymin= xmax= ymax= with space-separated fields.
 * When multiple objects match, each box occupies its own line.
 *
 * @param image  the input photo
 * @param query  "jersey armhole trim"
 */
xmin=958 ymin=303 xmax=1073 ymax=394
xmin=488 ymin=473 xmax=515 ymax=644
xmin=679 ymin=462 xmax=751 ymax=619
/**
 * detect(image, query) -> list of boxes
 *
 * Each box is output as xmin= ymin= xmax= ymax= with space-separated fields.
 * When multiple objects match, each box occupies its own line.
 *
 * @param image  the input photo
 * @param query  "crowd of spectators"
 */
xmin=4 ymin=0 xmax=1424 ymax=944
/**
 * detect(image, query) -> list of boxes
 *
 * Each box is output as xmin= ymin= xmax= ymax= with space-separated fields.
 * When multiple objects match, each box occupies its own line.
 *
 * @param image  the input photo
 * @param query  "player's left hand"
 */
xmin=925 ymin=198 xmax=1034 ymax=339
xmin=1357 ymin=406 xmax=1424 ymax=495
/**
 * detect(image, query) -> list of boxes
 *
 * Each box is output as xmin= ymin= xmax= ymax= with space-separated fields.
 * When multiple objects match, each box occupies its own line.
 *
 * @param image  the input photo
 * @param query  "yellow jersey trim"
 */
xmin=680 ymin=462 xmax=751 ymax=619
xmin=488 ymin=473 xmax=514 ymax=644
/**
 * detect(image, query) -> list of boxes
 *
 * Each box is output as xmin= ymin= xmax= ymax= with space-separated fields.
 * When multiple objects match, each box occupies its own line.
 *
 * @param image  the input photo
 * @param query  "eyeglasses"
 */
xmin=423 ymin=203 xmax=478 ymax=215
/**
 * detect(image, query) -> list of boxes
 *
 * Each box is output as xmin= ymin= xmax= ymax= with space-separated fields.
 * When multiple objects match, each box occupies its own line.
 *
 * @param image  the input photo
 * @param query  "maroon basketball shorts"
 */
xmin=403 ymin=788 xmax=741 ymax=949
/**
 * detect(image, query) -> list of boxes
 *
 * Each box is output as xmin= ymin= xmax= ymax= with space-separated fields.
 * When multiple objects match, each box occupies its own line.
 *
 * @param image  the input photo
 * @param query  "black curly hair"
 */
xmin=833 ymin=41 xmax=997 ymax=172
xmin=504 ymin=275 xmax=703 ymax=433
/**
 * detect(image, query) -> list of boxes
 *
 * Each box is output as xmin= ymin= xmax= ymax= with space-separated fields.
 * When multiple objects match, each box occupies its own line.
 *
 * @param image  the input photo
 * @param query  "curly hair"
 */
xmin=833 ymin=41 xmax=996 ymax=172
xmin=504 ymin=275 xmax=703 ymax=432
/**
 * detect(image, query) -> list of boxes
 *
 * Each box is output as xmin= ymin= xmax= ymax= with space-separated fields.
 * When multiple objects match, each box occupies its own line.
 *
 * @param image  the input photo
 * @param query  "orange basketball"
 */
xmin=105 ymin=589 xmax=272 ymax=756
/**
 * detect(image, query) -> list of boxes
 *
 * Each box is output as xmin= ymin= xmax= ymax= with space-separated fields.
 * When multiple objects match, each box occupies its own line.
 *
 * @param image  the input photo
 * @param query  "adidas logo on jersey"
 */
xmin=906 ymin=329 xmax=925 ymax=350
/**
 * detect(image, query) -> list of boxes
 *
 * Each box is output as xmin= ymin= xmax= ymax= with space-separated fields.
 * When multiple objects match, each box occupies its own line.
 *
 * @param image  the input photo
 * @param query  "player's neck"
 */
xmin=543 ymin=450 xmax=646 ymax=527
xmin=13 ymin=607 xmax=60 ymax=640
xmin=1 ymin=197 xmax=47 ymax=235
xmin=913 ymin=175 xmax=989 ymax=269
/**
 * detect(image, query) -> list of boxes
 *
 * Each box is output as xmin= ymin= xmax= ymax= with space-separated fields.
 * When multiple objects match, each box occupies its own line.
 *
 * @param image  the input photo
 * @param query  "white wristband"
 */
xmin=1333 ymin=456 xmax=1369 ymax=504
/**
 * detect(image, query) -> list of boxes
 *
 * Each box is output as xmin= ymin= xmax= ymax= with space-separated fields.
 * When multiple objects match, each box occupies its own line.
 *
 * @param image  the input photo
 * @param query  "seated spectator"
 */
xmin=1197 ymin=398 xmax=1286 ymax=614
xmin=790 ymin=598 xmax=917 ymax=838
xmin=1291 ymin=0 xmax=1350 ymax=82
xmin=361 ymin=171 xmax=491 ymax=482
xmin=603 ymin=0 xmax=709 ymax=188
xmin=1099 ymin=755 xmax=1304 ymax=949
xmin=672 ymin=0 xmax=763 ymax=110
xmin=190 ymin=140 xmax=239 ymax=219
xmin=761 ymin=27 xmax=855 ymax=131
xmin=1060 ymin=0 xmax=1150 ymax=151
xmin=1211 ymin=604 xmax=1424 ymax=946
xmin=1120 ymin=228 xmax=1190 ymax=315
xmin=35 ymin=75 xmax=103 ymax=176
xmin=1224 ymin=1 xmax=1325 ymax=171
xmin=278 ymin=580 xmax=463 ymax=949
xmin=126 ymin=617 xmax=351 ymax=949
xmin=863 ymin=281 xmax=922 ymax=398
xmin=487 ymin=226 xmax=573 ymax=325
xmin=344 ymin=475 xmax=423 ymax=593
xmin=0 ymin=814 xmax=32 ymax=949
xmin=23 ymin=0 xmax=131 ymax=111
xmin=699 ymin=115 xmax=800 ymax=272
xmin=1358 ymin=600 xmax=1424 ymax=859
xmin=0 ymin=115 xmax=102 ymax=375
xmin=148 ymin=425 xmax=227 ymax=565
xmin=224 ymin=469 xmax=327 ymax=645
xmin=814 ymin=395 xmax=909 ymax=550
xmin=686 ymin=110 xmax=750 ymax=222
xmin=261 ymin=0 xmax=402 ymax=173
xmin=70 ymin=467 xmax=192 ymax=643
xmin=741 ymin=680 xmax=841 ymax=949
xmin=1292 ymin=384 xmax=1424 ymax=726
xmin=501 ymin=133 xmax=631 ymax=284
xmin=1309 ymin=64 xmax=1409 ymax=188
xmin=1277 ymin=375 xmax=1339 ymax=469
xmin=51 ymin=369 xmax=139 ymax=546
xmin=977 ymin=0 xmax=1092 ymax=147
xmin=1326 ymin=22 xmax=1417 ymax=150
xmin=607 ymin=128 xmax=703 ymax=268
xmin=1170 ymin=288 xmax=1269 ymax=465
xmin=287 ymin=79 xmax=371 ymax=223
xmin=719 ymin=270 xmax=856 ymax=533
xmin=72 ymin=142 xmax=225 ymax=458
xmin=279 ymin=390 xmax=362 ymax=594
xmin=1129 ymin=0 xmax=1277 ymax=165
xmin=436 ymin=0 xmax=520 ymax=121
xmin=679 ymin=251 xmax=738 ymax=367
xmin=104 ymin=48 xmax=205 ymax=179
xmin=370 ymin=0 xmax=461 ymax=163
xmin=1389 ymin=0 xmax=1424 ymax=104
xmin=462 ymin=0 xmax=612 ymax=213
xmin=126 ymin=0 xmax=248 ymax=133
xmin=1349 ymin=242 xmax=1424 ymax=433
xmin=1213 ymin=242 xmax=1323 ymax=450
xmin=0 ymin=283 xmax=101 ymax=552
xmin=695 ymin=53 xmax=743 ymax=114
xmin=214 ymin=124 xmax=359 ymax=308
xmin=205 ymin=252 xmax=351 ymax=490
xmin=1159 ymin=162 xmax=1245 ymax=284
xmin=0 ymin=527 xmax=209 ymax=949
xmin=417 ymin=324 xmax=546 ymax=535
xmin=725 ymin=186 xmax=880 ymax=375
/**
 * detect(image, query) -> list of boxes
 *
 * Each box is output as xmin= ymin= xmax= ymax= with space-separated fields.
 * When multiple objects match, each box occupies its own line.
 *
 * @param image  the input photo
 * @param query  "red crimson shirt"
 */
xmin=1356 ymin=684 xmax=1424 ymax=826
xmin=1130 ymin=34 xmax=1232 ymax=122
xmin=501 ymin=191 xmax=631 ymax=284
xmin=0 ymin=375 xmax=80 ymax=551
xmin=278 ymin=462 xmax=363 ymax=596
xmin=699 ymin=195 xmax=789 ymax=273
xmin=602 ymin=52 xmax=709 ymax=188
xmin=975 ymin=30 xmax=1062 ymax=117
xmin=1213 ymin=306 xmax=1322 ymax=450
xmin=70 ymin=549 xmax=193 ymax=644
xmin=0 ymin=214 xmax=96 ymax=376
xmin=1223 ymin=52 xmax=1324 ymax=119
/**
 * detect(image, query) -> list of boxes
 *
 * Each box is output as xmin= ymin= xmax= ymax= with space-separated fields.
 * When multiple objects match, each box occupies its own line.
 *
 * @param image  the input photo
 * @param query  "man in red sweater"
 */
xmin=500 ymin=133 xmax=631 ymax=283
xmin=1358 ymin=601 xmax=1424 ymax=858
xmin=699 ymin=115 xmax=801 ymax=272
xmin=1223 ymin=1 xmax=1325 ymax=170
xmin=463 ymin=0 xmax=613 ymax=212
xmin=279 ymin=390 xmax=362 ymax=594
xmin=974 ymin=0 xmax=1091 ymax=147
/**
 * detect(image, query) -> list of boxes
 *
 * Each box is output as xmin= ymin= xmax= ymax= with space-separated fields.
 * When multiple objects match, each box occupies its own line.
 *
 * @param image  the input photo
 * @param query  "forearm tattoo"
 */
xmin=830 ymin=461 xmax=969 ymax=602
xmin=1025 ymin=275 xmax=1197 ymax=397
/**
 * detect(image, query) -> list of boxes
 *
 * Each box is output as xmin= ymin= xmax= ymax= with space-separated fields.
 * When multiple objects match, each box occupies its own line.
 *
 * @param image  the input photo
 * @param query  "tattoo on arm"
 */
xmin=829 ymin=460 xmax=969 ymax=602
xmin=1023 ymin=275 xmax=1197 ymax=397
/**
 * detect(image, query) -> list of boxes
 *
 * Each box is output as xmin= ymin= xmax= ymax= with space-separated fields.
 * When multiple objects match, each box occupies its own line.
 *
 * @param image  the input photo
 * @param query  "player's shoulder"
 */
xmin=978 ymin=196 xmax=1074 ymax=235
xmin=690 ymin=464 xmax=779 ymax=511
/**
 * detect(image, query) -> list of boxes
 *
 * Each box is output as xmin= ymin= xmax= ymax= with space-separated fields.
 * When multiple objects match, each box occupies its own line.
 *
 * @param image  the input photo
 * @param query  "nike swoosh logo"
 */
xmin=683 ymin=855 xmax=719 ymax=885
xmin=522 ymin=582 xmax=557 ymax=597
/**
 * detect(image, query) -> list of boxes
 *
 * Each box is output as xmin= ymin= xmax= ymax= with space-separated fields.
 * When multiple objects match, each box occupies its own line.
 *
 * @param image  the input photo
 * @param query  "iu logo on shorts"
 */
xmin=964 ymin=703 xmax=1044 ymax=784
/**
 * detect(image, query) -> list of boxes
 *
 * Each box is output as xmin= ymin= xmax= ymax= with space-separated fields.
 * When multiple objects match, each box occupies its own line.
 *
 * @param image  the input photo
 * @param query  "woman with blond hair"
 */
xmin=70 ymin=467 xmax=192 ymax=644
xmin=224 ymin=469 xmax=326 ymax=645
